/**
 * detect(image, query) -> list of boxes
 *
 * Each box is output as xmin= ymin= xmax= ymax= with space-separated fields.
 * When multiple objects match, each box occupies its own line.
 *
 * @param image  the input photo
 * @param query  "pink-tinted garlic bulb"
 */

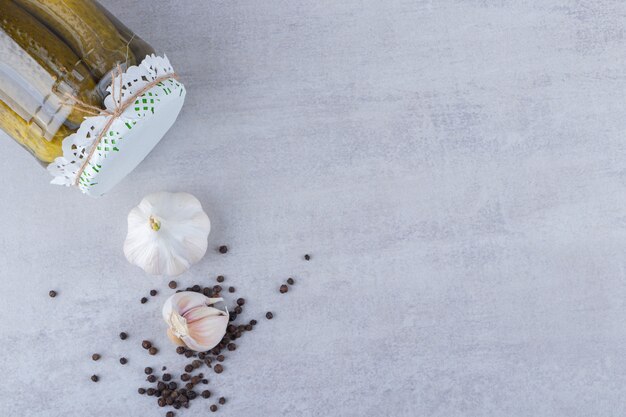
xmin=162 ymin=291 xmax=228 ymax=351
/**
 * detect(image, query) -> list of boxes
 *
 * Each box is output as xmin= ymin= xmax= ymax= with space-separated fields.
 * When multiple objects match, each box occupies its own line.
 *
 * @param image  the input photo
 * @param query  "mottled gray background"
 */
xmin=1 ymin=0 xmax=626 ymax=416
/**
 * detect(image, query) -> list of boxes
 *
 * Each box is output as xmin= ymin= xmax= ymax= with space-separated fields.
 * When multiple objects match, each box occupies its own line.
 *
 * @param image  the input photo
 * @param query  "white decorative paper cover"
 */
xmin=47 ymin=54 xmax=186 ymax=196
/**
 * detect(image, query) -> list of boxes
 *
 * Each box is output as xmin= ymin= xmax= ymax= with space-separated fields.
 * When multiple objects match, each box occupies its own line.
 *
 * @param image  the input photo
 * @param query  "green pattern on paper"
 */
xmin=78 ymin=78 xmax=184 ymax=191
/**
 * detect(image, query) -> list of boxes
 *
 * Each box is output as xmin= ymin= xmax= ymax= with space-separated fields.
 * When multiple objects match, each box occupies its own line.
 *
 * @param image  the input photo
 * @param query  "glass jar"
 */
xmin=0 ymin=0 xmax=185 ymax=195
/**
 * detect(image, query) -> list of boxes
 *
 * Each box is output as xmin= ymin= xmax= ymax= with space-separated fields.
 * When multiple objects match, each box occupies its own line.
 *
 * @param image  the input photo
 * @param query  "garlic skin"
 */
xmin=124 ymin=192 xmax=211 ymax=276
xmin=162 ymin=292 xmax=229 ymax=351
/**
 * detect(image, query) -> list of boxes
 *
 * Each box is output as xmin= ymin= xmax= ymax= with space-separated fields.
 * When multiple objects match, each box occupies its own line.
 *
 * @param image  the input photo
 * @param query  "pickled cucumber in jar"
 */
xmin=0 ymin=0 xmax=182 ymax=196
xmin=14 ymin=0 xmax=155 ymax=85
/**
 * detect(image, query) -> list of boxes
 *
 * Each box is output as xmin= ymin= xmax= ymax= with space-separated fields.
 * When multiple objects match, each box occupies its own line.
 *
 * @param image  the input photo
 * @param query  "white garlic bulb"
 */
xmin=162 ymin=291 xmax=229 ymax=351
xmin=124 ymin=192 xmax=211 ymax=276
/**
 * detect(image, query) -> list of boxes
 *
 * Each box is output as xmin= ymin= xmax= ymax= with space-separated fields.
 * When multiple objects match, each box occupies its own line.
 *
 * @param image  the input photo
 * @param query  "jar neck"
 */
xmin=96 ymin=62 xmax=130 ymax=98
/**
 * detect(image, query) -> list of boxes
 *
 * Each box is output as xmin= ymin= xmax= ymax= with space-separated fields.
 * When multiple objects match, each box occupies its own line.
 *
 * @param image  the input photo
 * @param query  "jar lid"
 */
xmin=47 ymin=55 xmax=186 ymax=196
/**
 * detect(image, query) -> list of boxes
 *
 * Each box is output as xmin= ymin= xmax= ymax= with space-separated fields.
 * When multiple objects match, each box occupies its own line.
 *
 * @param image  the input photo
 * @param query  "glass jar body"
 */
xmin=0 ymin=0 xmax=155 ymax=164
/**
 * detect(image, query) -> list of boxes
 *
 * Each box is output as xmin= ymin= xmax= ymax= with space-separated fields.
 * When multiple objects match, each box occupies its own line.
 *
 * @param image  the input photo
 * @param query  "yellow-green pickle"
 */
xmin=0 ymin=0 xmax=185 ymax=195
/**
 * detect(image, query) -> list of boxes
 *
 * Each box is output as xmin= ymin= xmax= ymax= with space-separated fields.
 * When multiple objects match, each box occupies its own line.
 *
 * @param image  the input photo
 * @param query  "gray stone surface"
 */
xmin=1 ymin=0 xmax=626 ymax=415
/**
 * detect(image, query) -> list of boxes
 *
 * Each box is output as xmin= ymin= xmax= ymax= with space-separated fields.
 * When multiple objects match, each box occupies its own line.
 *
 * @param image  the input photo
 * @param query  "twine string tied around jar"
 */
xmin=60 ymin=64 xmax=178 ymax=186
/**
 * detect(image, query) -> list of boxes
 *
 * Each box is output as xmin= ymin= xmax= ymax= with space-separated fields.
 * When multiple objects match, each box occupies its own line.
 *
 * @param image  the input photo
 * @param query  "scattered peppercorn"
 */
xmin=91 ymin=375 xmax=99 ymax=382
xmin=219 ymin=245 xmax=228 ymax=254
xmin=91 ymin=353 xmax=101 ymax=361
xmin=140 ymin=297 xmax=148 ymax=304
xmin=280 ymin=284 xmax=288 ymax=293
xmin=304 ymin=254 xmax=310 ymax=260
xmin=119 ymin=332 xmax=128 ymax=340
xmin=135 ymin=270 xmax=298 ymax=413
xmin=119 ymin=357 xmax=128 ymax=365
xmin=48 ymin=290 xmax=57 ymax=298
